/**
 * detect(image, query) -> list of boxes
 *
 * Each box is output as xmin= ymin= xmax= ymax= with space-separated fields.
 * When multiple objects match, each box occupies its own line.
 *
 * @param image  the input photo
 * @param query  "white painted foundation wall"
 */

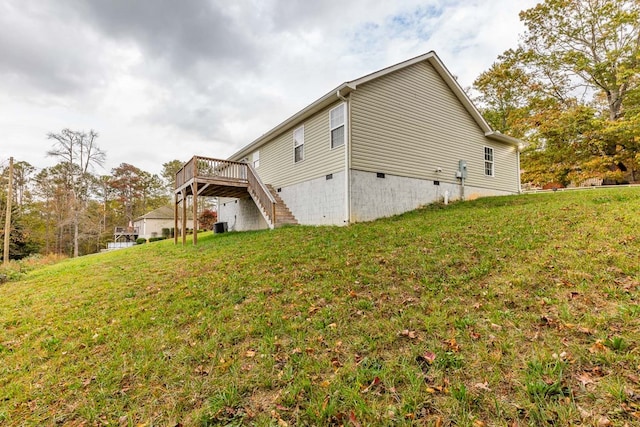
xmin=350 ymin=169 xmax=515 ymax=222
xmin=218 ymin=197 xmax=269 ymax=231
xmin=277 ymin=171 xmax=346 ymax=226
xmin=218 ymin=170 xmax=516 ymax=231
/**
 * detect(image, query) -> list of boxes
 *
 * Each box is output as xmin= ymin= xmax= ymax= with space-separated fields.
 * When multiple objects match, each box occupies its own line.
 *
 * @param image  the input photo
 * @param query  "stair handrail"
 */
xmin=246 ymin=164 xmax=277 ymax=225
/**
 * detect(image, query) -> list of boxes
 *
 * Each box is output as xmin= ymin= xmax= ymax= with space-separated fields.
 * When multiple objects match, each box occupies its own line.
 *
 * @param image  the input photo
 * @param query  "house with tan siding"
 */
xmin=134 ymin=206 xmax=193 ymax=239
xmin=175 ymin=51 xmax=522 ymax=236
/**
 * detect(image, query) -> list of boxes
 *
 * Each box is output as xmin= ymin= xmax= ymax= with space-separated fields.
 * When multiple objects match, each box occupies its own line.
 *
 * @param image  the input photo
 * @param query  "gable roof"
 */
xmin=229 ymin=51 xmax=521 ymax=161
xmin=134 ymin=205 xmax=174 ymax=221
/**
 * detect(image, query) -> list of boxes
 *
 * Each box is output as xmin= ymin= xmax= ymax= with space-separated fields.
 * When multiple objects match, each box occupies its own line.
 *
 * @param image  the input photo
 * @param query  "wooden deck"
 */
xmin=114 ymin=226 xmax=139 ymax=243
xmin=175 ymin=156 xmax=250 ymax=200
xmin=174 ymin=156 xmax=283 ymax=244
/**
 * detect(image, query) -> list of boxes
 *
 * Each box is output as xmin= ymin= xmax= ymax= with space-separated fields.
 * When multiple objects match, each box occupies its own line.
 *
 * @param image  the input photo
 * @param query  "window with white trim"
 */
xmin=330 ymin=104 xmax=345 ymax=148
xmin=484 ymin=146 xmax=494 ymax=176
xmin=253 ymin=150 xmax=260 ymax=168
xmin=294 ymin=126 xmax=304 ymax=163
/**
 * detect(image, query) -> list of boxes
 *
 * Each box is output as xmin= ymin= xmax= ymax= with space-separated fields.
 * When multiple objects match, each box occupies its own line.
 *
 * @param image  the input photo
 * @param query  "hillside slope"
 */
xmin=1 ymin=189 xmax=639 ymax=426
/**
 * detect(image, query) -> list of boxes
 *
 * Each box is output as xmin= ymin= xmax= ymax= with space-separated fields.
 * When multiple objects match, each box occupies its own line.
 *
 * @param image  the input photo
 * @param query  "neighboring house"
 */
xmin=175 ymin=51 xmax=523 ymax=237
xmin=134 ymin=206 xmax=193 ymax=239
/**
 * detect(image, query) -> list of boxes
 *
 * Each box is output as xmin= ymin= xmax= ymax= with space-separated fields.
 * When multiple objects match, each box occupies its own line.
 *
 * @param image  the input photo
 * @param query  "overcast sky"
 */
xmin=0 ymin=0 xmax=538 ymax=176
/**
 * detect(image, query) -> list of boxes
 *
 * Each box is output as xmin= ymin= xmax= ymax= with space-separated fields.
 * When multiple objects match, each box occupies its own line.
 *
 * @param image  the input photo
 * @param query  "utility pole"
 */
xmin=3 ymin=157 xmax=13 ymax=264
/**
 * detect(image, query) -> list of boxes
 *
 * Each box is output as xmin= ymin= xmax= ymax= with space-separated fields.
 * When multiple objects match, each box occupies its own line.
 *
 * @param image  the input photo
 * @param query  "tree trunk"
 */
xmin=73 ymin=212 xmax=79 ymax=258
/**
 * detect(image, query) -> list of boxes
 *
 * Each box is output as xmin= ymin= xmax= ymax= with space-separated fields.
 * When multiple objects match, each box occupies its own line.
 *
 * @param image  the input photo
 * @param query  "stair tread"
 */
xmin=249 ymin=183 xmax=298 ymax=227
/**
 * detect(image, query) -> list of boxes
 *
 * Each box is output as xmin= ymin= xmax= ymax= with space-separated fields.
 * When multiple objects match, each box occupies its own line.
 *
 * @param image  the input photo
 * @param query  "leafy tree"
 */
xmin=109 ymin=163 xmax=169 ymax=226
xmin=473 ymin=49 xmax=533 ymax=138
xmin=0 ymin=194 xmax=39 ymax=260
xmin=161 ymin=159 xmax=185 ymax=194
xmin=47 ymin=129 xmax=106 ymax=257
xmin=109 ymin=163 xmax=146 ymax=225
xmin=1 ymin=161 xmax=35 ymax=208
xmin=521 ymin=102 xmax=600 ymax=186
xmin=520 ymin=0 xmax=640 ymax=121
xmin=475 ymin=0 xmax=640 ymax=185
xmin=33 ymin=165 xmax=76 ymax=256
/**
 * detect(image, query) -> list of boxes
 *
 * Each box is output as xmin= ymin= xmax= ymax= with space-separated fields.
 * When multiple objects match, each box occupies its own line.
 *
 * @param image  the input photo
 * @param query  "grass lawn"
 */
xmin=1 ymin=188 xmax=639 ymax=426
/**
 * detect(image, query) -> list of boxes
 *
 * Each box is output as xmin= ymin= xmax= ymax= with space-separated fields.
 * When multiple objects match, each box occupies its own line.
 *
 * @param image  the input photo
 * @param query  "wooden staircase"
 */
xmin=265 ymin=185 xmax=298 ymax=227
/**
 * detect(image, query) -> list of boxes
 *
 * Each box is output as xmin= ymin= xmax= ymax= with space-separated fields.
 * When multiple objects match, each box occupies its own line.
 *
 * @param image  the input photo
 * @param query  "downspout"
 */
xmin=337 ymin=90 xmax=351 ymax=224
xmin=517 ymin=145 xmax=522 ymax=194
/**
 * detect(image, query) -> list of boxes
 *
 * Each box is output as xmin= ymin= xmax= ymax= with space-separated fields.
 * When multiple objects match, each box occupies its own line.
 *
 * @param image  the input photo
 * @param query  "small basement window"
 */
xmin=484 ymin=146 xmax=494 ymax=177
xmin=376 ymin=172 xmax=385 ymax=178
xmin=294 ymin=126 xmax=304 ymax=163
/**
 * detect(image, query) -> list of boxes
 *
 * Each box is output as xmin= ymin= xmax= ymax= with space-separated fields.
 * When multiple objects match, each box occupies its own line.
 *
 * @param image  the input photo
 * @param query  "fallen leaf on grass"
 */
xmin=349 ymin=411 xmax=362 ymax=427
xmin=576 ymin=405 xmax=592 ymax=419
xmin=473 ymin=382 xmax=491 ymax=392
xmin=270 ymin=409 xmax=288 ymax=426
xmin=194 ymin=365 xmax=209 ymax=376
xmin=417 ymin=351 xmax=436 ymax=364
xmin=361 ymin=376 xmax=381 ymax=393
xmin=446 ymin=337 xmax=460 ymax=352
xmin=589 ymin=341 xmax=608 ymax=353
xmin=576 ymin=372 xmax=595 ymax=386
xmin=245 ymin=350 xmax=256 ymax=358
xmin=399 ymin=329 xmax=418 ymax=339
xmin=626 ymin=373 xmax=640 ymax=385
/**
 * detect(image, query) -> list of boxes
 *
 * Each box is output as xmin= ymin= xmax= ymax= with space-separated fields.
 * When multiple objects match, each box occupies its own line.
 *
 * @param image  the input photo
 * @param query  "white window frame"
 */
xmin=294 ymin=125 xmax=304 ymax=163
xmin=484 ymin=146 xmax=494 ymax=177
xmin=253 ymin=150 xmax=260 ymax=169
xmin=330 ymin=104 xmax=345 ymax=149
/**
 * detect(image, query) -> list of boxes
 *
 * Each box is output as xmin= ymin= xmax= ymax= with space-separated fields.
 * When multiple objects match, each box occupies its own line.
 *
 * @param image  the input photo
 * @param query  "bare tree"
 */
xmin=47 ymin=129 xmax=106 ymax=257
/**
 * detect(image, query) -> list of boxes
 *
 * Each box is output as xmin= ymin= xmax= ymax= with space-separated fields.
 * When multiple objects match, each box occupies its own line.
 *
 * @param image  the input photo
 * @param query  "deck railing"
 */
xmin=175 ymin=156 xmax=248 ymax=189
xmin=247 ymin=163 xmax=277 ymax=225
xmin=175 ymin=155 xmax=278 ymax=227
xmin=114 ymin=226 xmax=139 ymax=234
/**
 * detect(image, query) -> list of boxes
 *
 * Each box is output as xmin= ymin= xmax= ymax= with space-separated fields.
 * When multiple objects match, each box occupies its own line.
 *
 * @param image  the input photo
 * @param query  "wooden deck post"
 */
xmin=174 ymin=192 xmax=179 ymax=244
xmin=182 ymin=194 xmax=187 ymax=245
xmin=192 ymin=181 xmax=198 ymax=245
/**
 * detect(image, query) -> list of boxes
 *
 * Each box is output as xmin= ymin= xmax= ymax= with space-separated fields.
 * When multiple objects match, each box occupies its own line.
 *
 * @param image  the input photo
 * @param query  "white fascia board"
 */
xmin=485 ymin=131 xmax=523 ymax=148
xmin=229 ymin=83 xmax=355 ymax=161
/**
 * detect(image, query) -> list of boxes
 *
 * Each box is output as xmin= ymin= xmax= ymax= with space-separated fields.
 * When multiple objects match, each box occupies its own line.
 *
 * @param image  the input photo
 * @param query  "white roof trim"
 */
xmin=229 ymin=51 xmax=521 ymax=160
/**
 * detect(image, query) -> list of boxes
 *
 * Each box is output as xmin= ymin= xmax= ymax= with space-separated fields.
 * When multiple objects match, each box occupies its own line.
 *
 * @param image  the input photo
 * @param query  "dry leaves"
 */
xmin=399 ymin=329 xmax=418 ymax=339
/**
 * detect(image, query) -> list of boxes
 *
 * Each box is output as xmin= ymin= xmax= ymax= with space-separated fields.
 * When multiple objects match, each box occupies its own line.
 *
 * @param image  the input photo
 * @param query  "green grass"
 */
xmin=1 ymin=188 xmax=639 ymax=426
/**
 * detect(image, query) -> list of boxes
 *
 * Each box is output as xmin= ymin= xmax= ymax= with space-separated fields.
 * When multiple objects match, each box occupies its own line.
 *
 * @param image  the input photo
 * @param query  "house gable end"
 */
xmin=349 ymin=60 xmax=519 ymax=193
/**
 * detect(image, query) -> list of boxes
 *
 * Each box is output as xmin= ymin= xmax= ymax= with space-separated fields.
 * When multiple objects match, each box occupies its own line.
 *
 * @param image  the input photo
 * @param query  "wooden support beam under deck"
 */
xmin=182 ymin=193 xmax=187 ymax=245
xmin=192 ymin=181 xmax=198 ymax=245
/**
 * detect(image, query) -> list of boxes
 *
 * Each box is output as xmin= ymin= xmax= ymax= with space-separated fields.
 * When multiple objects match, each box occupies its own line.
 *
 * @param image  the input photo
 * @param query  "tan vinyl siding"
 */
xmin=252 ymin=101 xmax=345 ymax=188
xmin=350 ymin=61 xmax=519 ymax=193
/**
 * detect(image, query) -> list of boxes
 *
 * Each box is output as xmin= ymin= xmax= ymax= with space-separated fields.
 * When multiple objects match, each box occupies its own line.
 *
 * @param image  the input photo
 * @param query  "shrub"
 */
xmin=136 ymin=238 xmax=147 ymax=245
xmin=199 ymin=209 xmax=218 ymax=230
xmin=148 ymin=236 xmax=167 ymax=243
